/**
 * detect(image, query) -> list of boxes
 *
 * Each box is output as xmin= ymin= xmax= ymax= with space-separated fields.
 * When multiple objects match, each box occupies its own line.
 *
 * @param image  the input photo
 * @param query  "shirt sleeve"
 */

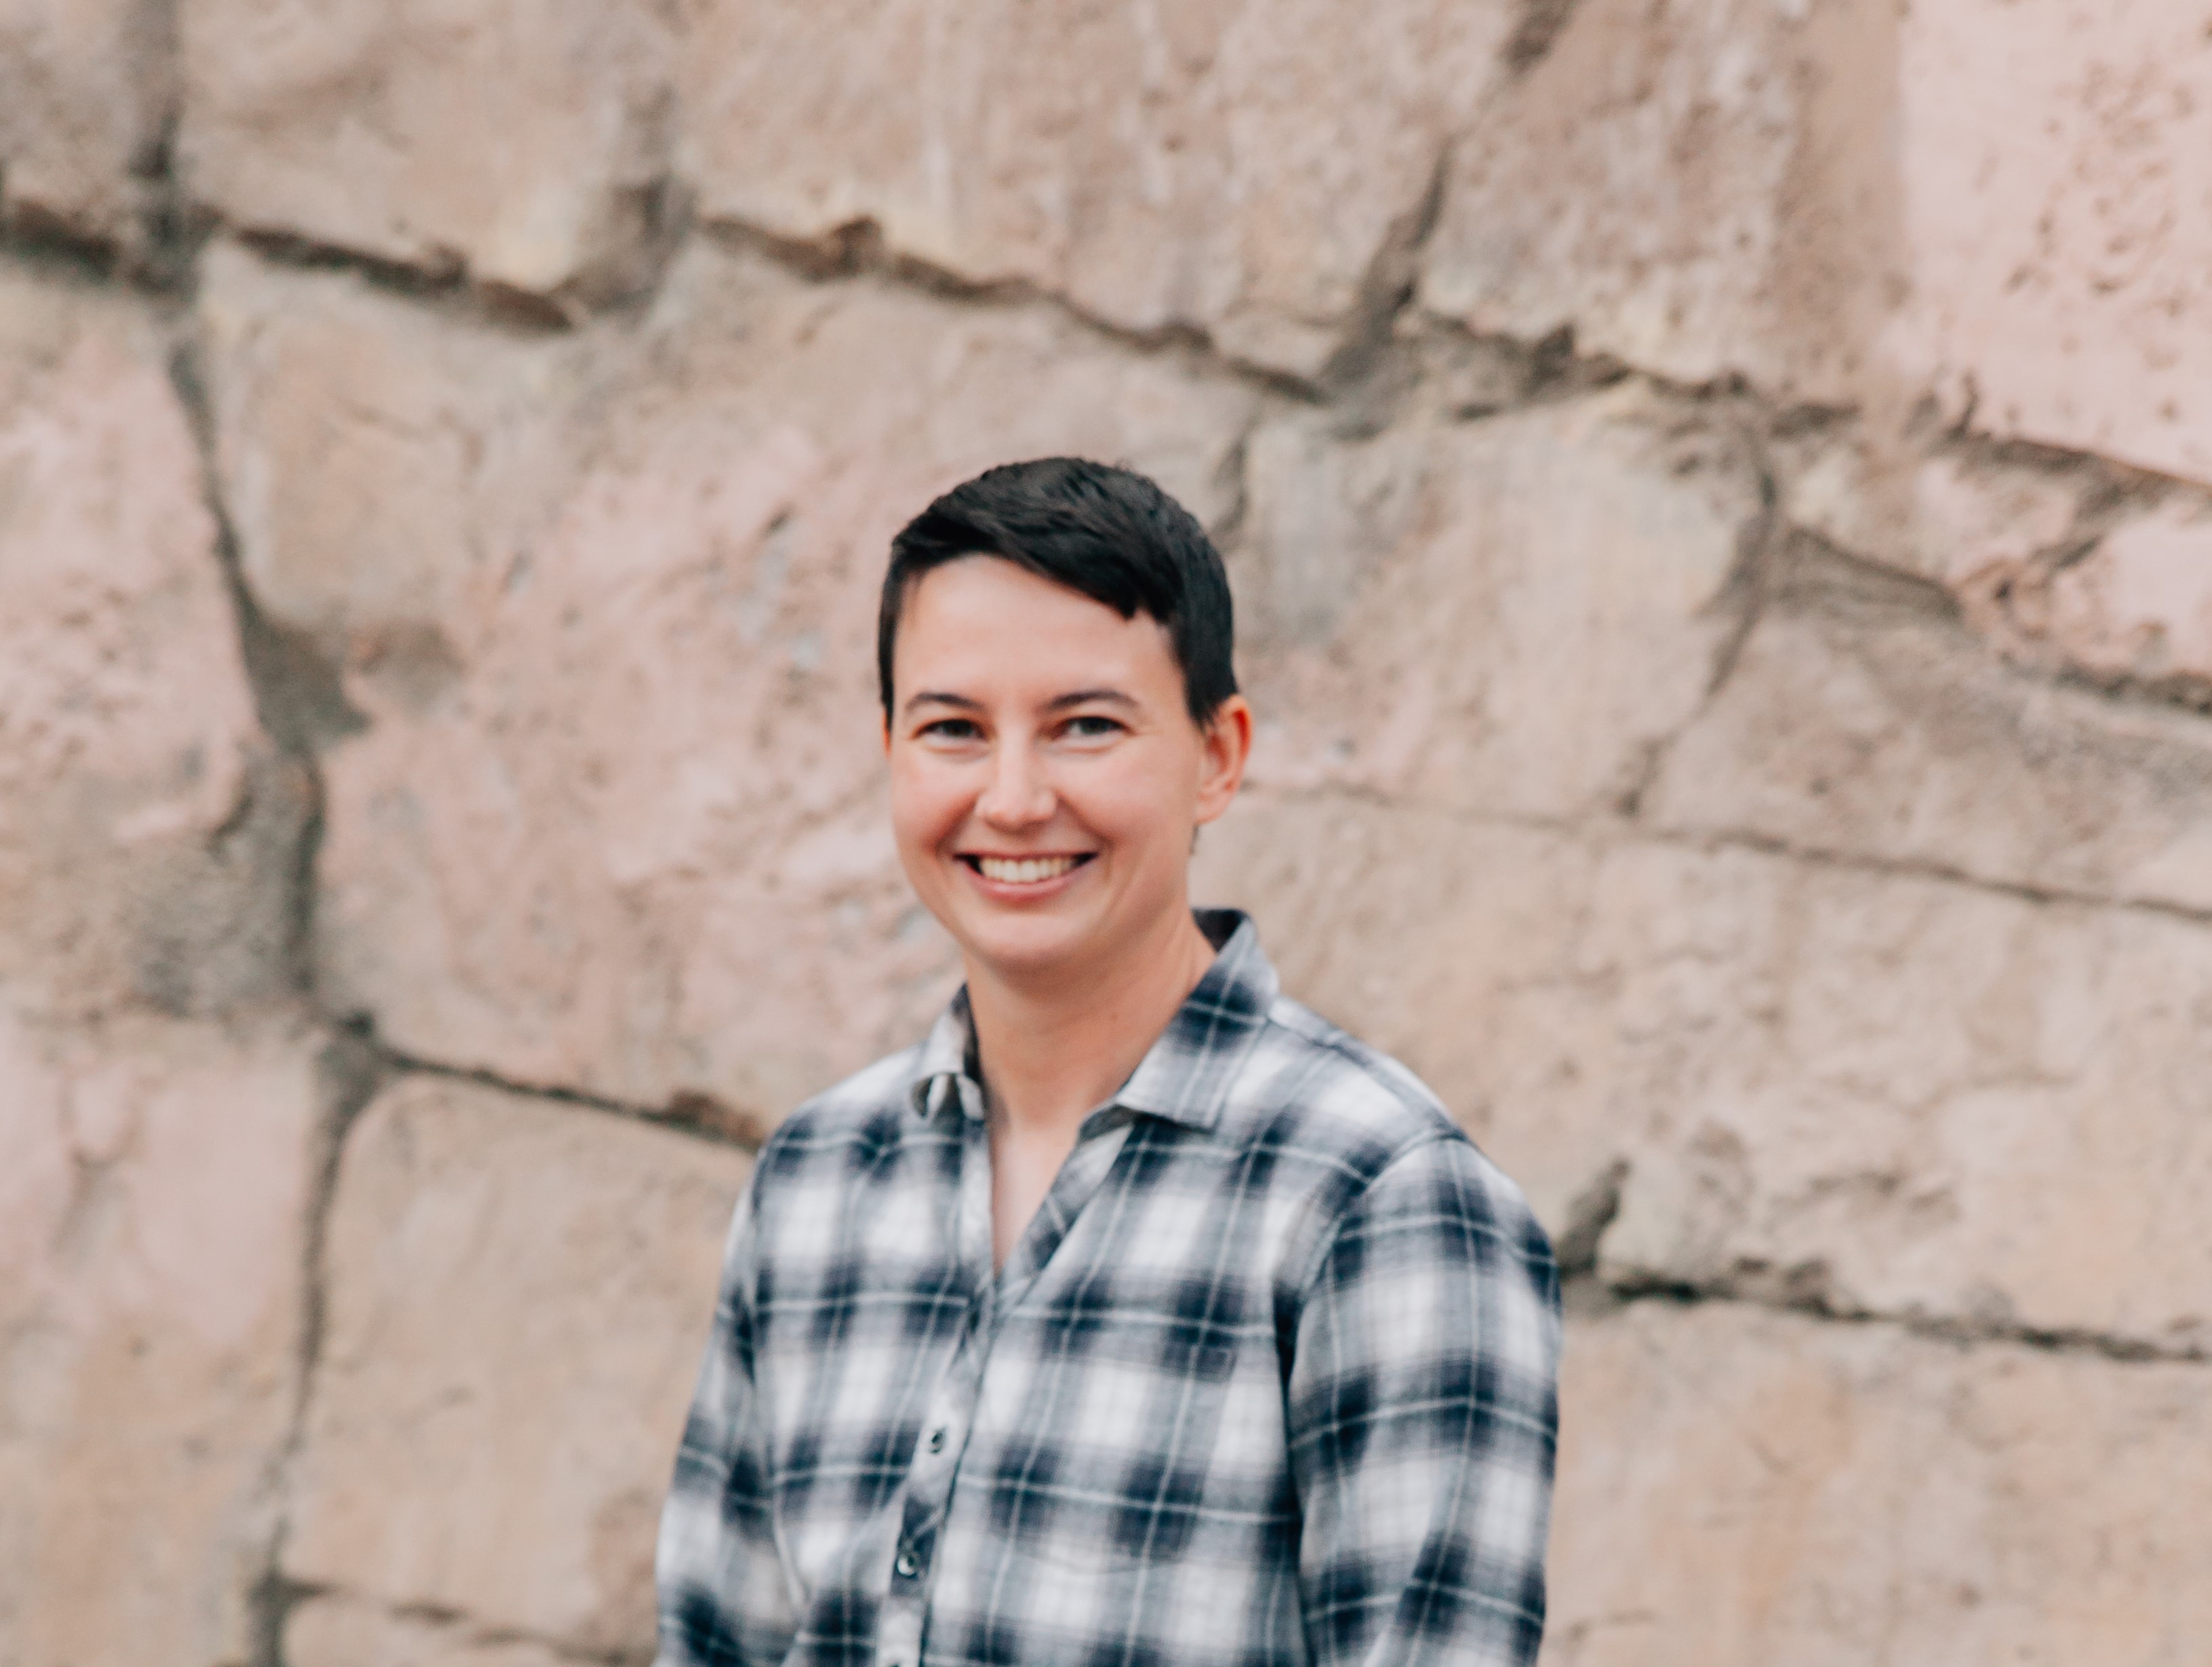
xmin=1288 ymin=1136 xmax=1563 ymax=1667
xmin=656 ymin=1176 xmax=796 ymax=1667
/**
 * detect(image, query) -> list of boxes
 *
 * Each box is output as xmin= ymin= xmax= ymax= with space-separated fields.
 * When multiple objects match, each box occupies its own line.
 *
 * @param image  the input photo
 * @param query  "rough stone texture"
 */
xmin=0 ymin=0 xmax=171 ymax=244
xmin=287 ymin=1596 xmax=580 ymax=1667
xmin=178 ymin=0 xmax=679 ymax=313
xmin=681 ymin=0 xmax=1519 ymax=378
xmin=1776 ymin=423 xmax=2091 ymax=593
xmin=1232 ymin=384 xmax=1760 ymax=818
xmin=1421 ymin=0 xmax=1899 ymax=402
xmin=1197 ymin=797 xmax=2212 ymax=1354
xmin=2007 ymin=500 xmax=2212 ymax=700
xmin=1882 ymin=0 xmax=2212 ymax=487
xmin=8 ymin=2 xmax=2212 ymax=1661
xmin=201 ymin=238 xmax=1252 ymax=1118
xmin=1771 ymin=417 xmax=2212 ymax=705
xmin=1548 ymin=1300 xmax=2212 ymax=1666
xmin=282 ymin=1074 xmax=750 ymax=1655
xmin=0 ymin=1001 xmax=320 ymax=1667
xmin=1423 ymin=0 xmax=2212 ymax=487
xmin=1643 ymin=559 xmax=2212 ymax=914
xmin=0 ymin=267 xmax=308 ymax=1024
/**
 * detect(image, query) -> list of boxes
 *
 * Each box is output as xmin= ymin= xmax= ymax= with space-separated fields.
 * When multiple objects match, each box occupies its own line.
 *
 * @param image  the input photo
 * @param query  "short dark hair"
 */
xmin=879 ymin=457 xmax=1239 ymax=726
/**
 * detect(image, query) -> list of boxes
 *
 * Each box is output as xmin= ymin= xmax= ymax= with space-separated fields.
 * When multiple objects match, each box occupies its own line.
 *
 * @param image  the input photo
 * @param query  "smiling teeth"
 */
xmin=978 ymin=856 xmax=1080 ymax=883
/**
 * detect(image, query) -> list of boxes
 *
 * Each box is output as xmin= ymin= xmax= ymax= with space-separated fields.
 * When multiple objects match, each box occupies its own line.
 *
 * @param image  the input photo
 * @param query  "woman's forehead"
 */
xmin=894 ymin=557 xmax=1178 ymax=690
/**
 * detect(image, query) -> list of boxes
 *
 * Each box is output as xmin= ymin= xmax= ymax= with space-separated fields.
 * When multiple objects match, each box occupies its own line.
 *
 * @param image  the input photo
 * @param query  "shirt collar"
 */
xmin=907 ymin=908 xmax=1277 ymax=1132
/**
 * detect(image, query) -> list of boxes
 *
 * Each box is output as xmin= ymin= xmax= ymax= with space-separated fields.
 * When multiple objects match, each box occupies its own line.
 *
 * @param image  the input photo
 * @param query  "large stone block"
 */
xmin=1232 ymin=385 xmax=1759 ymax=819
xmin=1420 ymin=0 xmax=1896 ymax=401
xmin=195 ymin=241 xmax=586 ymax=660
xmin=679 ymin=0 xmax=1518 ymax=377
xmin=1643 ymin=574 xmax=2212 ymax=914
xmin=1880 ymin=0 xmax=2212 ymax=486
xmin=1196 ymin=795 xmax=2212 ymax=1352
xmin=0 ymin=0 xmax=170 ymax=243
xmin=281 ymin=1074 xmax=750 ymax=1654
xmin=0 ymin=268 xmax=305 ymax=1024
xmin=1548 ymin=1301 xmax=2212 ymax=1666
xmin=178 ymin=0 xmax=678 ymax=312
xmin=0 ymin=1003 xmax=321 ymax=1667
xmin=1423 ymin=0 xmax=2212 ymax=487
xmin=201 ymin=239 xmax=1253 ymax=1117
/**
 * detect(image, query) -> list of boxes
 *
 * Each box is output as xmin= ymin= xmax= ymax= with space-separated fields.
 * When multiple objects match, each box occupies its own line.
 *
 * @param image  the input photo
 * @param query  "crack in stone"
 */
xmin=1553 ymin=1159 xmax=1630 ymax=1281
xmin=1312 ymin=138 xmax=1455 ymax=400
xmin=165 ymin=334 xmax=355 ymax=1009
xmin=1615 ymin=401 xmax=1787 ymax=818
xmin=243 ymin=1029 xmax=387 ymax=1667
xmin=694 ymin=212 xmax=1321 ymax=405
xmin=1661 ymin=823 xmax=2212 ymax=931
xmin=295 ymin=1586 xmax=654 ymax=1667
xmin=341 ymin=1020 xmax=770 ymax=1154
xmin=1504 ymin=0 xmax=1587 ymax=76
xmin=1255 ymin=780 xmax=2212 ymax=929
xmin=0 ymin=208 xmax=132 ymax=287
xmin=221 ymin=222 xmax=596 ymax=340
xmin=161 ymin=270 xmax=382 ymax=1667
xmin=1590 ymin=1276 xmax=2211 ymax=1368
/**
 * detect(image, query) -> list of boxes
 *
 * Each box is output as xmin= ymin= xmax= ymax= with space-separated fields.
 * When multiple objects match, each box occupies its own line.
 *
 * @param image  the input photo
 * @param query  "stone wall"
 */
xmin=3 ymin=3 xmax=2209 ymax=1663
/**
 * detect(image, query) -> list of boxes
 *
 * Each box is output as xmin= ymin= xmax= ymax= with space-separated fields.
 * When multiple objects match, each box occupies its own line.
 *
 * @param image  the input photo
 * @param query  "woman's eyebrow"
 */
xmin=902 ymin=691 xmax=984 ymax=715
xmin=1045 ymin=688 xmax=1138 ymax=711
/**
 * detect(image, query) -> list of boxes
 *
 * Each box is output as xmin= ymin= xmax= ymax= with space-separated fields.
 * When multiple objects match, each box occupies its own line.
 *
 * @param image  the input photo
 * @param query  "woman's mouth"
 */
xmin=961 ymin=853 xmax=1094 ymax=885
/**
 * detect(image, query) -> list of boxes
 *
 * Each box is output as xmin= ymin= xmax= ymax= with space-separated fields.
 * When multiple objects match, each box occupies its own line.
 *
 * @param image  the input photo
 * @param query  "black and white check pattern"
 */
xmin=657 ymin=910 xmax=1561 ymax=1667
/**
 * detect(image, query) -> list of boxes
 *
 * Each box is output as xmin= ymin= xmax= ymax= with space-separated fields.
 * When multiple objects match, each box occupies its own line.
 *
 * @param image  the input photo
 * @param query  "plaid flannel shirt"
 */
xmin=657 ymin=910 xmax=1561 ymax=1667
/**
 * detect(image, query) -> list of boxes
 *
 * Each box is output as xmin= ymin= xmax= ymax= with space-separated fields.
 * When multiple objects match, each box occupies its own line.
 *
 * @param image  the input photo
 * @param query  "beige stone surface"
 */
xmin=1643 ymin=586 xmax=2212 ymax=914
xmin=681 ymin=0 xmax=1518 ymax=377
xmin=1420 ymin=0 xmax=1897 ymax=401
xmin=2024 ymin=501 xmax=2212 ymax=696
xmin=1547 ymin=1300 xmax=2212 ymax=1666
xmin=195 ymin=240 xmax=584 ymax=660
xmin=0 ymin=1002 xmax=320 ymax=1667
xmin=0 ymin=0 xmax=170 ymax=243
xmin=287 ymin=1596 xmax=579 ymax=1667
xmin=1881 ymin=0 xmax=2212 ymax=487
xmin=178 ymin=0 xmax=677 ymax=311
xmin=1232 ymin=385 xmax=1759 ymax=818
xmin=1773 ymin=422 xmax=2212 ymax=704
xmin=1424 ymin=0 xmax=2212 ymax=488
xmin=1777 ymin=424 xmax=2089 ymax=593
xmin=202 ymin=239 xmax=1251 ymax=1115
xmin=1197 ymin=795 xmax=2212 ymax=1352
xmin=282 ymin=1074 xmax=750 ymax=1654
xmin=0 ymin=267 xmax=305 ymax=1024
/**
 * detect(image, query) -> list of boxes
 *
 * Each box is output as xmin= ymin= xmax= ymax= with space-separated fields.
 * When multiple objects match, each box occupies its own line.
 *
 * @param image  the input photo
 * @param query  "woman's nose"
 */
xmin=976 ymin=742 xmax=1053 ymax=827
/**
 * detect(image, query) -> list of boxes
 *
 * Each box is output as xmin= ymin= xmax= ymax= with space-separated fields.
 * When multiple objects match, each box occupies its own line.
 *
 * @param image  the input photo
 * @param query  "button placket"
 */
xmin=873 ymin=1080 xmax=995 ymax=1667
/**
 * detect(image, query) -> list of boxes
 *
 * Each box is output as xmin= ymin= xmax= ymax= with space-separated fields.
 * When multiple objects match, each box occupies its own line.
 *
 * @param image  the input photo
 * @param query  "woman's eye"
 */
xmin=920 ymin=718 xmax=983 ymax=742
xmin=1064 ymin=715 xmax=1124 ymax=740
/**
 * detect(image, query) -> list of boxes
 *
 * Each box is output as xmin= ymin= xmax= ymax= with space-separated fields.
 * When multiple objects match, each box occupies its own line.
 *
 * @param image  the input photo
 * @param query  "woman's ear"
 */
xmin=1193 ymin=695 xmax=1254 ymax=825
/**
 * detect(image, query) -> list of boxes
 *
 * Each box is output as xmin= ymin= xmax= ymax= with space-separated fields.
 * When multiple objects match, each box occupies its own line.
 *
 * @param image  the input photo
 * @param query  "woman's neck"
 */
xmin=965 ymin=905 xmax=1219 ymax=1141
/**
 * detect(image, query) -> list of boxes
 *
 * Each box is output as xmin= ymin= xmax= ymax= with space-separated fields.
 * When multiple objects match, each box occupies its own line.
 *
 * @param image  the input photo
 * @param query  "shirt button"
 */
xmin=925 ymin=1427 xmax=946 ymax=1454
xmin=895 ymin=1546 xmax=920 ymax=1578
